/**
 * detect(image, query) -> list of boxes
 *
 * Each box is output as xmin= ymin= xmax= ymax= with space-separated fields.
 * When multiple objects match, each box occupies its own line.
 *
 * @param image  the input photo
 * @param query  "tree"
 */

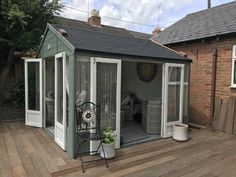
xmin=0 ymin=0 xmax=62 ymax=105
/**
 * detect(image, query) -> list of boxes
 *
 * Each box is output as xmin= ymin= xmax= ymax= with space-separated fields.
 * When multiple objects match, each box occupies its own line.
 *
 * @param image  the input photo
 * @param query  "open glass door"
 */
xmin=90 ymin=57 xmax=121 ymax=151
xmin=55 ymin=52 xmax=67 ymax=150
xmin=25 ymin=59 xmax=43 ymax=127
xmin=163 ymin=63 xmax=184 ymax=138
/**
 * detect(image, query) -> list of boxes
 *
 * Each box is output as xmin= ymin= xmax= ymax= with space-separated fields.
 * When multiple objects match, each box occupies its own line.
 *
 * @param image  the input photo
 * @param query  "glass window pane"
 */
xmin=45 ymin=59 xmax=55 ymax=127
xmin=57 ymin=58 xmax=63 ymax=124
xmin=234 ymin=60 xmax=236 ymax=84
xmin=167 ymin=84 xmax=180 ymax=122
xmin=169 ymin=67 xmax=181 ymax=82
xmin=184 ymin=64 xmax=189 ymax=82
xmin=234 ymin=46 xmax=236 ymax=57
xmin=28 ymin=62 xmax=40 ymax=111
xmin=167 ymin=66 xmax=181 ymax=122
xmin=96 ymin=63 xmax=117 ymax=131
xmin=183 ymin=64 xmax=189 ymax=120
xmin=76 ymin=56 xmax=90 ymax=104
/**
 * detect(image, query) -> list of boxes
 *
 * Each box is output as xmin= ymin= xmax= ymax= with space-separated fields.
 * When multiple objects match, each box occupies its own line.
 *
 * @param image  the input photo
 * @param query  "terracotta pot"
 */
xmin=100 ymin=143 xmax=115 ymax=159
xmin=173 ymin=123 xmax=188 ymax=141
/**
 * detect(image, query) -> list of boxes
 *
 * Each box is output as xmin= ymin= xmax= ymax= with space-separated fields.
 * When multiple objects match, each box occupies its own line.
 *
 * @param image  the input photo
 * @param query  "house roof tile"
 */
xmin=50 ymin=17 xmax=190 ymax=61
xmin=154 ymin=1 xmax=236 ymax=44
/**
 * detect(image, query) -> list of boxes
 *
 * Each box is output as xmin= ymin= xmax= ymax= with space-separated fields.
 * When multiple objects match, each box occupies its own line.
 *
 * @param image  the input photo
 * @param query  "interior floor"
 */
xmin=120 ymin=121 xmax=160 ymax=147
xmin=46 ymin=126 xmax=55 ymax=136
xmin=120 ymin=61 xmax=162 ymax=146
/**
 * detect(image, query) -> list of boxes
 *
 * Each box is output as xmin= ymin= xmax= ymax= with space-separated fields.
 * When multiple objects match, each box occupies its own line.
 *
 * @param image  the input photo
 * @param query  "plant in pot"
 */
xmin=100 ymin=127 xmax=116 ymax=159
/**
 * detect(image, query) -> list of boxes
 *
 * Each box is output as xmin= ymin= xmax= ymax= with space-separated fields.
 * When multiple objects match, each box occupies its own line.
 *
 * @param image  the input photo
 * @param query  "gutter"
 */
xmin=150 ymin=38 xmax=192 ymax=62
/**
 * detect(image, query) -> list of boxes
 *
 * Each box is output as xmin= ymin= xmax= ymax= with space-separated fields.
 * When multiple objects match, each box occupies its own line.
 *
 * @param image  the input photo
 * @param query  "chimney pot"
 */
xmin=208 ymin=0 xmax=211 ymax=8
xmin=152 ymin=27 xmax=161 ymax=37
xmin=88 ymin=9 xmax=101 ymax=27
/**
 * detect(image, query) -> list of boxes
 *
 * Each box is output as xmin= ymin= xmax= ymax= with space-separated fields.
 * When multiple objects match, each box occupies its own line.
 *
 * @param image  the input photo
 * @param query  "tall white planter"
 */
xmin=173 ymin=124 xmax=188 ymax=141
xmin=100 ymin=143 xmax=116 ymax=159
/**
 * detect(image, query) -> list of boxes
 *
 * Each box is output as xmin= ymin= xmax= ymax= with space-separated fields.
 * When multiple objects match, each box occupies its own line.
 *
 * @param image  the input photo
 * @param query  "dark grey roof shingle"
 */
xmin=52 ymin=24 xmax=189 ymax=61
xmin=56 ymin=17 xmax=151 ymax=39
xmin=155 ymin=1 xmax=236 ymax=45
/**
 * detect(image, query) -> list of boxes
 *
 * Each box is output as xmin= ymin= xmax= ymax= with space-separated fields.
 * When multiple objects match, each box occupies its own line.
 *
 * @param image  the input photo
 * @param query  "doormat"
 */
xmin=121 ymin=131 xmax=149 ymax=144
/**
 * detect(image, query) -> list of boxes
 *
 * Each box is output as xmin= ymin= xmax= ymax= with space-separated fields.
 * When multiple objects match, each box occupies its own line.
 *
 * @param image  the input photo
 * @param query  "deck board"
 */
xmin=1 ymin=122 xmax=236 ymax=177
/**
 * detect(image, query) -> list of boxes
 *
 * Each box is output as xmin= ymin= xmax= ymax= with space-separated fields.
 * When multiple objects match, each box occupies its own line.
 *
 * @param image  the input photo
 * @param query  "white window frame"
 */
xmin=231 ymin=45 xmax=236 ymax=88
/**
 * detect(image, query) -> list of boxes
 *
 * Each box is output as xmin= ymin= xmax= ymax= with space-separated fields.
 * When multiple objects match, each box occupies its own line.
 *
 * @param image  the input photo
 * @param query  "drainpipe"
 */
xmin=208 ymin=0 xmax=211 ymax=9
xmin=210 ymin=48 xmax=217 ymax=126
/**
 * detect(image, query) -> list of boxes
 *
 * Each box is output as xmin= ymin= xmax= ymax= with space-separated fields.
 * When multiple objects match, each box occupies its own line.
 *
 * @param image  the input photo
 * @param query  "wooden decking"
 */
xmin=1 ymin=122 xmax=236 ymax=177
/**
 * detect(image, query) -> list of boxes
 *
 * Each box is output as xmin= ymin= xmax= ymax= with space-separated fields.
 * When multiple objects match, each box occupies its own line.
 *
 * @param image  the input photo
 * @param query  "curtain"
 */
xmin=167 ymin=67 xmax=181 ymax=122
xmin=96 ymin=62 xmax=117 ymax=130
xmin=76 ymin=56 xmax=90 ymax=105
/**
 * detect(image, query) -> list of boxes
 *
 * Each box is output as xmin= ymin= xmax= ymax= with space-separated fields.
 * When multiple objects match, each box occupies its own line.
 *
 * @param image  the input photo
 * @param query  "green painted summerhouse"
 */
xmin=24 ymin=14 xmax=191 ymax=158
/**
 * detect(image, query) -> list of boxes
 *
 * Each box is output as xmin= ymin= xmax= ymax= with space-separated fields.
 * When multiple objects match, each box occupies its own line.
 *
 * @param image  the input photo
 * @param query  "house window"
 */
xmin=231 ymin=45 xmax=236 ymax=87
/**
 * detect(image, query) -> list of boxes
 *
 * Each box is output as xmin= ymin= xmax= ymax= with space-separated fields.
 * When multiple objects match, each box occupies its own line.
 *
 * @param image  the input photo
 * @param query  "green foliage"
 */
xmin=0 ymin=0 xmax=62 ymax=105
xmin=102 ymin=127 xmax=115 ymax=144
xmin=11 ymin=77 xmax=25 ymax=108
xmin=0 ymin=0 xmax=62 ymax=52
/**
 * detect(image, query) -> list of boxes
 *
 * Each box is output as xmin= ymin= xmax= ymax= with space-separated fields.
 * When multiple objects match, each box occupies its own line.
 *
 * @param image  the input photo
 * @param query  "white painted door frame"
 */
xmin=25 ymin=59 xmax=43 ymax=127
xmin=162 ymin=63 xmax=184 ymax=138
xmin=43 ymin=59 xmax=46 ymax=128
xmin=90 ymin=57 xmax=121 ymax=151
xmin=54 ymin=52 xmax=67 ymax=150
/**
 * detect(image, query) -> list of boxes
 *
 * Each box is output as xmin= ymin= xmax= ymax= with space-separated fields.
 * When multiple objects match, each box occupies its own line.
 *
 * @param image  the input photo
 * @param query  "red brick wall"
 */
xmin=170 ymin=37 xmax=236 ymax=126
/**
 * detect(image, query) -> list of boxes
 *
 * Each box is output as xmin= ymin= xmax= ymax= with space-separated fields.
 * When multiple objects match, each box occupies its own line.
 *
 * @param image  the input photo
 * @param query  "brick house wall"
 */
xmin=168 ymin=36 xmax=236 ymax=126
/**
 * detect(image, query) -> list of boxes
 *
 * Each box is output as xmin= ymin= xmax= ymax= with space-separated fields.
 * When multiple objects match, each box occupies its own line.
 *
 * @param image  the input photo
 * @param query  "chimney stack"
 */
xmin=88 ymin=9 xmax=101 ymax=27
xmin=152 ymin=27 xmax=161 ymax=37
xmin=208 ymin=0 xmax=211 ymax=8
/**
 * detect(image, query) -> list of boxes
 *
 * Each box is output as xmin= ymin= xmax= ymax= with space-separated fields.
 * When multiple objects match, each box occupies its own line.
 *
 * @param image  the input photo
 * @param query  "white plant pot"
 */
xmin=173 ymin=123 xmax=188 ymax=141
xmin=100 ymin=143 xmax=116 ymax=159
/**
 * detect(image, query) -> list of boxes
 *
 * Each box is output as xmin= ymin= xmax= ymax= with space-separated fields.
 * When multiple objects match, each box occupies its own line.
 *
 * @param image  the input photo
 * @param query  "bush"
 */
xmin=11 ymin=77 xmax=25 ymax=108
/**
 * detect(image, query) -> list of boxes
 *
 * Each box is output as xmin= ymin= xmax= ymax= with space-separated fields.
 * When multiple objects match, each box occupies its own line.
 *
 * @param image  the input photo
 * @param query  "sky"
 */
xmin=61 ymin=0 xmax=235 ymax=34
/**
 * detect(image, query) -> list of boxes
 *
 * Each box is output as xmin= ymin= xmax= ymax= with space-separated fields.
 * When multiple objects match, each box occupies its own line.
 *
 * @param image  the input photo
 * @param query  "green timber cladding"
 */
xmin=38 ymin=24 xmax=76 ymax=158
xmin=36 ymin=19 xmax=191 ymax=158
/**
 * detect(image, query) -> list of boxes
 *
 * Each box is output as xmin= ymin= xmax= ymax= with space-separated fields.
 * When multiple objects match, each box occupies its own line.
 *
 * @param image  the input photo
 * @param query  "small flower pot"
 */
xmin=100 ymin=143 xmax=116 ymax=159
xmin=173 ymin=123 xmax=188 ymax=141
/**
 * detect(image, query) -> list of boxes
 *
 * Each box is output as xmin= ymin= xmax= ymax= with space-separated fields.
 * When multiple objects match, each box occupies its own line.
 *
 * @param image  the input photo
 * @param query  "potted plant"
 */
xmin=100 ymin=127 xmax=116 ymax=159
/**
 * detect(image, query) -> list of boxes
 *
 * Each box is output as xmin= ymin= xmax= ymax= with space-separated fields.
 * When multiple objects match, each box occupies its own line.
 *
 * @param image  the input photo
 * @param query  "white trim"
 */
xmin=43 ymin=59 xmax=46 ymax=128
xmin=163 ymin=63 xmax=185 ymax=138
xmin=90 ymin=58 xmax=96 ymax=153
xmin=54 ymin=52 xmax=67 ymax=150
xmin=90 ymin=57 xmax=96 ymax=104
xmin=231 ymin=45 xmax=236 ymax=87
xmin=25 ymin=61 xmax=28 ymax=113
xmin=161 ymin=64 xmax=166 ymax=138
xmin=24 ymin=58 xmax=42 ymax=62
xmin=25 ymin=58 xmax=43 ymax=128
xmin=179 ymin=66 xmax=184 ymax=123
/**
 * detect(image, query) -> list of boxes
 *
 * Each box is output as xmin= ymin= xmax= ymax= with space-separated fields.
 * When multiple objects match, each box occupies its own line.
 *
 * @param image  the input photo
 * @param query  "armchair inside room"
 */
xmin=121 ymin=92 xmax=138 ymax=128
xmin=76 ymin=90 xmax=87 ymax=106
